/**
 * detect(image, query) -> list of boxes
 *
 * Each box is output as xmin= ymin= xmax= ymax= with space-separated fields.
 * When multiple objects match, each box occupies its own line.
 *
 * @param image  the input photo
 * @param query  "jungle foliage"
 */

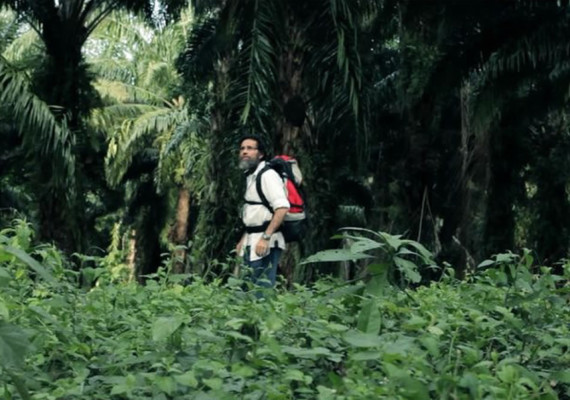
xmin=1 ymin=221 xmax=569 ymax=399
xmin=1 ymin=1 xmax=570 ymax=280
xmin=2 ymin=2 xmax=570 ymax=398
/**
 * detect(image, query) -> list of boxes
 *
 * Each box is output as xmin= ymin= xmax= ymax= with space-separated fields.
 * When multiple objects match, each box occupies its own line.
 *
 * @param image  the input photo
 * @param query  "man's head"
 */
xmin=238 ymin=134 xmax=266 ymax=171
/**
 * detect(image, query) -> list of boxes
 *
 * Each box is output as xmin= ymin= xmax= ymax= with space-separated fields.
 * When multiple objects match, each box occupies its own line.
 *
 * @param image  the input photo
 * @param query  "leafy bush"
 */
xmin=1 ymin=223 xmax=569 ymax=399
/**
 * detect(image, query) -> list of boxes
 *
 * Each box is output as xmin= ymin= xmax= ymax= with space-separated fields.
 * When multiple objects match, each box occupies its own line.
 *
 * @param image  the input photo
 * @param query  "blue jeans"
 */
xmin=243 ymin=246 xmax=282 ymax=288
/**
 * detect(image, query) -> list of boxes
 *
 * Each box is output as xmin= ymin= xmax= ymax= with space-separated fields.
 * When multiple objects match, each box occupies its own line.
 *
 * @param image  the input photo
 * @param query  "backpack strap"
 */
xmin=254 ymin=165 xmax=273 ymax=213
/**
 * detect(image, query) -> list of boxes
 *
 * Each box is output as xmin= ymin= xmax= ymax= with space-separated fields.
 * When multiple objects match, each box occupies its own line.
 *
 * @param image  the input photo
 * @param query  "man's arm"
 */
xmin=255 ymin=206 xmax=289 ymax=257
xmin=264 ymin=207 xmax=288 ymax=236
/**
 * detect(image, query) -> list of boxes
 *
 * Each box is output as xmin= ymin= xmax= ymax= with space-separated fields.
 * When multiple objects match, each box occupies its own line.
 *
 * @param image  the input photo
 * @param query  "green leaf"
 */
xmin=110 ymin=374 xmax=137 ymax=396
xmin=552 ymin=370 xmax=570 ymax=384
xmin=225 ymin=318 xmax=247 ymax=329
xmin=221 ymin=330 xmax=253 ymax=343
xmin=301 ymin=249 xmax=373 ymax=264
xmin=155 ymin=376 xmax=176 ymax=395
xmin=477 ymin=259 xmax=495 ymax=269
xmin=282 ymin=346 xmax=334 ymax=359
xmin=356 ymin=300 xmax=381 ymax=334
xmin=379 ymin=232 xmax=404 ymax=251
xmin=350 ymin=351 xmax=382 ymax=361
xmin=0 ymin=321 xmax=30 ymax=367
xmin=0 ymin=300 xmax=9 ymax=320
xmin=1 ymin=245 xmax=54 ymax=283
xmin=174 ymin=371 xmax=199 ymax=388
xmin=152 ymin=316 xmax=185 ymax=342
xmin=399 ymin=240 xmax=433 ymax=260
xmin=203 ymin=377 xmax=222 ymax=390
xmin=427 ymin=326 xmax=444 ymax=336
xmin=497 ymin=365 xmax=518 ymax=383
xmin=459 ymin=372 xmax=479 ymax=396
xmin=394 ymin=257 xmax=421 ymax=283
xmin=0 ymin=267 xmax=11 ymax=287
xmin=349 ymin=238 xmax=383 ymax=253
xmin=343 ymin=330 xmax=381 ymax=348
xmin=284 ymin=369 xmax=305 ymax=381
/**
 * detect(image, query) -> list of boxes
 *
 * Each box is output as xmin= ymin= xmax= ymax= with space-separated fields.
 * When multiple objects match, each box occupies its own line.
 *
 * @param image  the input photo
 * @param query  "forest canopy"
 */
xmin=2 ymin=0 xmax=570 ymax=280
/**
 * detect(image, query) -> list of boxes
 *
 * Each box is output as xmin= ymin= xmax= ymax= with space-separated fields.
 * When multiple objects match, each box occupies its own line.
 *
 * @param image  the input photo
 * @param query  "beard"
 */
xmin=239 ymin=157 xmax=260 ymax=171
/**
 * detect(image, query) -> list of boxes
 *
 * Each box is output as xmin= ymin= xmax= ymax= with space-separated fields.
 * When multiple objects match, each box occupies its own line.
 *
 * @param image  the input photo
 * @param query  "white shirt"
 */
xmin=241 ymin=161 xmax=289 ymax=261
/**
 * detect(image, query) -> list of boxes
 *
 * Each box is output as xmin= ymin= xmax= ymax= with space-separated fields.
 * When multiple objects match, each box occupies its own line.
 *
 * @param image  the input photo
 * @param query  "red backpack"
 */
xmin=252 ymin=155 xmax=307 ymax=242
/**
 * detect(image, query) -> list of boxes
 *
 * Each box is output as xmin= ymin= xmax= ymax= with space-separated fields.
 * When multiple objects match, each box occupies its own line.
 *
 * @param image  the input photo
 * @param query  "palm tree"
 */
xmin=178 ymin=0 xmax=372 ymax=282
xmin=373 ymin=0 xmax=570 ymax=272
xmin=88 ymin=9 xmax=206 ymax=278
xmin=0 ymin=0 xmax=189 ymax=253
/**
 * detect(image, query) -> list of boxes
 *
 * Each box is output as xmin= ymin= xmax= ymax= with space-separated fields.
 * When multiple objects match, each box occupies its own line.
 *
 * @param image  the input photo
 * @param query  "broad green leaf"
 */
xmin=174 ymin=371 xmax=199 ymax=388
xmin=350 ymin=351 xmax=382 ymax=361
xmin=495 ymin=253 xmax=517 ymax=263
xmin=0 ymin=267 xmax=11 ymax=286
xmin=221 ymin=330 xmax=253 ymax=343
xmin=427 ymin=326 xmax=444 ymax=336
xmin=366 ymin=274 xmax=388 ymax=297
xmin=225 ymin=318 xmax=247 ymax=329
xmin=419 ymin=336 xmax=440 ymax=357
xmin=367 ymin=262 xmax=389 ymax=275
xmin=553 ymin=370 xmax=570 ymax=383
xmin=497 ymin=365 xmax=518 ymax=383
xmin=343 ymin=330 xmax=381 ymax=348
xmin=152 ymin=316 xmax=185 ymax=342
xmin=231 ymin=364 xmax=257 ymax=378
xmin=1 ymin=245 xmax=54 ymax=282
xmin=301 ymin=249 xmax=372 ymax=264
xmin=155 ymin=376 xmax=176 ymax=395
xmin=0 ymin=300 xmax=9 ymax=319
xmin=403 ymin=315 xmax=427 ymax=329
xmin=282 ymin=346 xmax=333 ymax=359
xmin=399 ymin=239 xmax=433 ymax=260
xmin=477 ymin=259 xmax=495 ymax=269
xmin=203 ymin=377 xmax=222 ymax=390
xmin=0 ymin=321 xmax=30 ymax=367
xmin=349 ymin=238 xmax=383 ymax=254
xmin=458 ymin=373 xmax=479 ymax=397
xmin=357 ymin=300 xmax=381 ymax=334
xmin=284 ymin=369 xmax=305 ymax=381
xmin=394 ymin=257 xmax=421 ymax=283
xmin=379 ymin=232 xmax=404 ymax=250
xmin=317 ymin=386 xmax=338 ymax=399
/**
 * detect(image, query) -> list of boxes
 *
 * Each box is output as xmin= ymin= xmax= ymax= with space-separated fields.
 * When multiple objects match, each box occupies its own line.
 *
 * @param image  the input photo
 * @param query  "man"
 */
xmin=236 ymin=134 xmax=289 ymax=288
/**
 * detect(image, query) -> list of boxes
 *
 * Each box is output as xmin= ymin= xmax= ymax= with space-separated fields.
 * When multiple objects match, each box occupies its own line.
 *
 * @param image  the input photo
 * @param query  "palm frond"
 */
xmin=141 ymin=60 xmax=179 ymax=92
xmin=328 ymin=0 xmax=363 ymax=116
xmin=238 ymin=0 xmax=278 ymax=126
xmin=106 ymin=107 xmax=187 ymax=186
xmin=0 ymin=58 xmax=75 ymax=192
xmin=177 ymin=16 xmax=218 ymax=81
xmin=3 ymin=28 xmax=42 ymax=64
xmin=164 ymin=117 xmax=202 ymax=155
xmin=480 ymin=8 xmax=570 ymax=80
xmin=94 ymin=79 xmax=172 ymax=105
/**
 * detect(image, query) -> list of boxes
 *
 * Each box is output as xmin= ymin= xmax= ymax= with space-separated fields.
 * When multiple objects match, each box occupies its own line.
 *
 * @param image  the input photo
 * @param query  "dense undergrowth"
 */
xmin=1 ymin=222 xmax=569 ymax=399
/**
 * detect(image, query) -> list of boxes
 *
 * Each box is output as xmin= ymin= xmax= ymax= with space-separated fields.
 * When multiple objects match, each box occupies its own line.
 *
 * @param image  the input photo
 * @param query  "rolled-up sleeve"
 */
xmin=261 ymin=169 xmax=289 ymax=210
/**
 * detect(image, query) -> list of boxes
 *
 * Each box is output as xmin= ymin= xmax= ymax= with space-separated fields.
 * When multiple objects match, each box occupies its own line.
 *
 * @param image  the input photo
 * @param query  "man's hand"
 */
xmin=255 ymin=238 xmax=269 ymax=257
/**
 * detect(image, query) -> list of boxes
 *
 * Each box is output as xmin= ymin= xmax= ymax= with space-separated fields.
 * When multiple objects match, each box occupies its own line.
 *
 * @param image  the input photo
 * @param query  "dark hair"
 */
xmin=239 ymin=134 xmax=268 ymax=159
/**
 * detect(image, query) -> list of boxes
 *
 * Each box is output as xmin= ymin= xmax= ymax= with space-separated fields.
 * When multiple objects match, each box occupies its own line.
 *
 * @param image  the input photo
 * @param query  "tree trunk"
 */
xmin=170 ymin=187 xmax=191 ymax=274
xmin=126 ymin=229 xmax=136 ymax=281
xmin=32 ymin=16 xmax=98 ymax=254
xmin=483 ymin=126 xmax=521 ymax=256
xmin=274 ymin=10 xmax=306 ymax=286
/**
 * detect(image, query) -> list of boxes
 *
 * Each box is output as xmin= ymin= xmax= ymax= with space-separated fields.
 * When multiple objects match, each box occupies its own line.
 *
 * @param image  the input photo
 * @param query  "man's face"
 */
xmin=239 ymin=139 xmax=263 ymax=170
